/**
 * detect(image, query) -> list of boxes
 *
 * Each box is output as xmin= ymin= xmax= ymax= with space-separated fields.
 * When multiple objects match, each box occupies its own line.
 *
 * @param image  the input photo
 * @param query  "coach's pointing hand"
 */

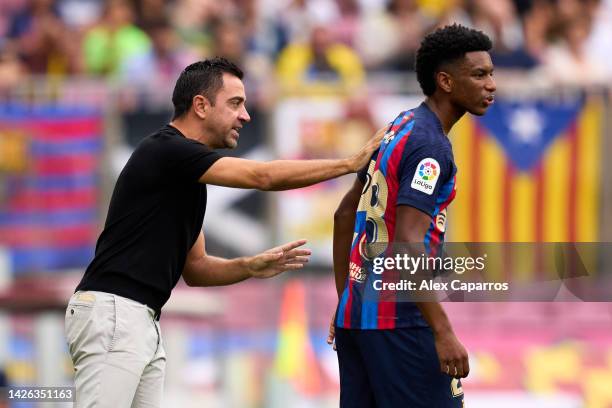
xmin=247 ymin=239 xmax=311 ymax=279
xmin=347 ymin=124 xmax=389 ymax=172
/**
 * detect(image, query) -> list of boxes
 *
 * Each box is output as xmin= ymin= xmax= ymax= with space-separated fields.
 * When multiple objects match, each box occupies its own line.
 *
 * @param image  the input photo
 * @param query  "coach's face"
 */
xmin=450 ymin=51 xmax=496 ymax=116
xmin=204 ymin=73 xmax=251 ymax=149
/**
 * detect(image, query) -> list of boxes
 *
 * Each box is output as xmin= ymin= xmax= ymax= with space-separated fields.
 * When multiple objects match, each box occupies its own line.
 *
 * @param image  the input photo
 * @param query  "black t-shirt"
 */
xmin=76 ymin=125 xmax=222 ymax=315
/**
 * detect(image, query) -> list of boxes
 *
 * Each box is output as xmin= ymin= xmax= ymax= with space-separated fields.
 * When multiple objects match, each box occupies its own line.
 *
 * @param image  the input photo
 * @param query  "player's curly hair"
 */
xmin=172 ymin=57 xmax=244 ymax=119
xmin=415 ymin=24 xmax=492 ymax=96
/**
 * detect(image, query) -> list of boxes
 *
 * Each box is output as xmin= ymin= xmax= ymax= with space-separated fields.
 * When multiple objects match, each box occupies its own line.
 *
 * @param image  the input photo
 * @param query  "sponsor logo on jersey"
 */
xmin=349 ymin=261 xmax=366 ymax=283
xmin=435 ymin=208 xmax=447 ymax=232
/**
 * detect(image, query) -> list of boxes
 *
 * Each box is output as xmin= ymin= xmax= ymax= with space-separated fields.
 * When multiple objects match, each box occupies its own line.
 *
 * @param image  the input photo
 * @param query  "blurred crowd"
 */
xmin=0 ymin=0 xmax=611 ymax=97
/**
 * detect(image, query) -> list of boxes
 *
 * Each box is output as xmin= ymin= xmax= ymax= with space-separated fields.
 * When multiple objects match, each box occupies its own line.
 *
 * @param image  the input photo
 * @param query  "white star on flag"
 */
xmin=508 ymin=107 xmax=545 ymax=145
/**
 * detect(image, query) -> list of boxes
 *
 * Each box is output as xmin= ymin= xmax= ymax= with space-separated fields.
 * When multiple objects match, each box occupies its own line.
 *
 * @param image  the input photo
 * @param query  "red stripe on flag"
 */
xmin=0 ymin=224 xmax=96 ymax=246
xmin=34 ymin=155 xmax=98 ymax=175
xmin=470 ymin=126 xmax=482 ymax=242
xmin=8 ymin=189 xmax=97 ymax=210
xmin=502 ymin=163 xmax=513 ymax=242
xmin=534 ymin=163 xmax=544 ymax=242
xmin=567 ymin=123 xmax=578 ymax=241
xmin=534 ymin=163 xmax=545 ymax=279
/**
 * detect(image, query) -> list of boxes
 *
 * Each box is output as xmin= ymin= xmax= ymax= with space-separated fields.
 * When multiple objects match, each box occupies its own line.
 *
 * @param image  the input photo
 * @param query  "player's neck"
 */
xmin=424 ymin=97 xmax=465 ymax=135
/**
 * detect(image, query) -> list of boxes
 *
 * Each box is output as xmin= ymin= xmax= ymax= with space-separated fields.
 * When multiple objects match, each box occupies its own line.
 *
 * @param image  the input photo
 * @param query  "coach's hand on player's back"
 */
xmin=246 ymin=239 xmax=311 ymax=278
xmin=434 ymin=331 xmax=470 ymax=379
xmin=346 ymin=124 xmax=388 ymax=172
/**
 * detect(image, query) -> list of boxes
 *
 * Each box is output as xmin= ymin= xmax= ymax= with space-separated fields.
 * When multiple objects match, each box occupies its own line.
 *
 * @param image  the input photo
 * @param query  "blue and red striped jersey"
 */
xmin=336 ymin=102 xmax=457 ymax=329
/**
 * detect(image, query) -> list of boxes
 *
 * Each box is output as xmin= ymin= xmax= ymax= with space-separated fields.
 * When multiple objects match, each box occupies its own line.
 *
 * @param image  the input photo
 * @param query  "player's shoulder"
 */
xmin=401 ymin=104 xmax=450 ymax=152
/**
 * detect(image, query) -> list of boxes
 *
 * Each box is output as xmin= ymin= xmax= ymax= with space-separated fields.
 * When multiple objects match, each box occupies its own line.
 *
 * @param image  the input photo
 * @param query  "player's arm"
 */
xmin=199 ymin=126 xmax=386 ymax=191
xmin=327 ymin=176 xmax=364 ymax=348
xmin=333 ymin=177 xmax=364 ymax=297
xmin=182 ymin=231 xmax=311 ymax=287
xmin=395 ymin=206 xmax=470 ymax=379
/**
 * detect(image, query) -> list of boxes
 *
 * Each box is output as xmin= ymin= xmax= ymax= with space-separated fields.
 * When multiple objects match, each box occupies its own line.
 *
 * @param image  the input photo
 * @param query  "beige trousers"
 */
xmin=65 ymin=291 xmax=166 ymax=408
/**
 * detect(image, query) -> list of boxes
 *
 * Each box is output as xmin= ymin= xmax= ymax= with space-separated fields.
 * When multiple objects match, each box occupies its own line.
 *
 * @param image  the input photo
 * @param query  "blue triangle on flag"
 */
xmin=475 ymin=97 xmax=584 ymax=172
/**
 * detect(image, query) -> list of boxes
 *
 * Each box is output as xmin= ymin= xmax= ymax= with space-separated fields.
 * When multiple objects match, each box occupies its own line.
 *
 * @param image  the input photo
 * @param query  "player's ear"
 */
xmin=436 ymin=71 xmax=453 ymax=94
xmin=193 ymin=95 xmax=211 ymax=119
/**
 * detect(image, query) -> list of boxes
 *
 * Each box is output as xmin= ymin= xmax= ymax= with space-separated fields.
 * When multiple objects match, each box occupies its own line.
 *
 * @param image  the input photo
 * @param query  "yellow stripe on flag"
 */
xmin=576 ymin=98 xmax=602 ymax=242
xmin=448 ymin=115 xmax=473 ymax=242
xmin=510 ymin=173 xmax=536 ymax=242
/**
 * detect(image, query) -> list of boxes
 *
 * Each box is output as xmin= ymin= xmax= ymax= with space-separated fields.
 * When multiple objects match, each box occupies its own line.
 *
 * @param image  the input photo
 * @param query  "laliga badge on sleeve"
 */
xmin=411 ymin=158 xmax=440 ymax=195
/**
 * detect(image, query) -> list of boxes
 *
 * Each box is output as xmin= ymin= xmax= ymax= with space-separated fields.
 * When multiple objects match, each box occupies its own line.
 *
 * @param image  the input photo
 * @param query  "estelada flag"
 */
xmin=448 ymin=95 xmax=603 ymax=244
xmin=446 ymin=96 xmax=603 ymax=283
xmin=0 ymin=106 xmax=103 ymax=274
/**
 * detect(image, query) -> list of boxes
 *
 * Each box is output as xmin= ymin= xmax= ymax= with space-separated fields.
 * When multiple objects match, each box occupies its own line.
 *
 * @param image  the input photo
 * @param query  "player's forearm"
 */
xmin=262 ymin=159 xmax=354 ymax=191
xmin=183 ymin=255 xmax=252 ymax=287
xmin=414 ymin=301 xmax=454 ymax=336
xmin=333 ymin=211 xmax=355 ymax=297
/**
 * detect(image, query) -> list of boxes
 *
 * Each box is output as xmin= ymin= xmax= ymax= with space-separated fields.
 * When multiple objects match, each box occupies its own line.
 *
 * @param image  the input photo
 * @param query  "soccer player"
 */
xmin=64 ymin=58 xmax=384 ymax=408
xmin=328 ymin=24 xmax=496 ymax=407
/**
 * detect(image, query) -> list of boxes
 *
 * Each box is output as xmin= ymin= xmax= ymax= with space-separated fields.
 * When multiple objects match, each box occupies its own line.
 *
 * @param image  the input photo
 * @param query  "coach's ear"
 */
xmin=436 ymin=71 xmax=453 ymax=94
xmin=193 ymin=95 xmax=211 ymax=119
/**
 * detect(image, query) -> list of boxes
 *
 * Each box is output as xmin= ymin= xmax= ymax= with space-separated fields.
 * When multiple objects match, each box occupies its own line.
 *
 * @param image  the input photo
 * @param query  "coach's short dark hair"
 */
xmin=172 ymin=57 xmax=244 ymax=119
xmin=415 ymin=24 xmax=492 ymax=96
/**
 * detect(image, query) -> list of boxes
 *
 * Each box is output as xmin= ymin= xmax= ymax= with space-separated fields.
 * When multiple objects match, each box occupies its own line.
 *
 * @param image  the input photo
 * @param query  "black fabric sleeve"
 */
xmin=163 ymin=137 xmax=223 ymax=182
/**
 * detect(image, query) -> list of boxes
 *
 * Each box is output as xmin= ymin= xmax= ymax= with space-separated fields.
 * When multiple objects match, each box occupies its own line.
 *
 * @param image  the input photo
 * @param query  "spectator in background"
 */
xmin=276 ymin=21 xmax=365 ymax=96
xmin=583 ymin=0 xmax=612 ymax=80
xmin=0 ymin=43 xmax=25 ymax=96
xmin=540 ymin=11 xmax=608 ymax=86
xmin=377 ymin=0 xmax=433 ymax=72
xmin=7 ymin=0 xmax=81 ymax=75
xmin=210 ymin=17 xmax=245 ymax=65
xmin=131 ymin=0 xmax=168 ymax=28
xmin=470 ymin=0 xmax=539 ymax=69
xmin=120 ymin=17 xmax=199 ymax=86
xmin=330 ymin=0 xmax=361 ymax=47
xmin=83 ymin=0 xmax=151 ymax=76
xmin=171 ymin=0 xmax=220 ymax=58
xmin=521 ymin=0 xmax=555 ymax=63
xmin=210 ymin=17 xmax=275 ymax=108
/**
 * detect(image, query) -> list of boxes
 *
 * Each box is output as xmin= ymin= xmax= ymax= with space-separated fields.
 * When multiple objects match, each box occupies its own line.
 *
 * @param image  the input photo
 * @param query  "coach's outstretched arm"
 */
xmin=182 ymin=231 xmax=311 ymax=287
xmin=199 ymin=126 xmax=387 ymax=191
xmin=395 ymin=206 xmax=470 ymax=380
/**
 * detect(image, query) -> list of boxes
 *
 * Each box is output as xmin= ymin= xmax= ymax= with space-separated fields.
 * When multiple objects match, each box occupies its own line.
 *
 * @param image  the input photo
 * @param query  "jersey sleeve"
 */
xmin=164 ymin=137 xmax=223 ymax=182
xmin=396 ymin=137 xmax=451 ymax=218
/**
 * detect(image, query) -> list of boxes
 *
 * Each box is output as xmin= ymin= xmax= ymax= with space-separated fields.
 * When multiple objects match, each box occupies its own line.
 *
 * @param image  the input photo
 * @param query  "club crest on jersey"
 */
xmin=411 ymin=158 xmax=440 ymax=195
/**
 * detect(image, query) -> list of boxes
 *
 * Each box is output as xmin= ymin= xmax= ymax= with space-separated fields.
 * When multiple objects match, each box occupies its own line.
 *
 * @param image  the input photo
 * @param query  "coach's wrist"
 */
xmin=344 ymin=157 xmax=359 ymax=173
xmin=241 ymin=256 xmax=256 ymax=277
